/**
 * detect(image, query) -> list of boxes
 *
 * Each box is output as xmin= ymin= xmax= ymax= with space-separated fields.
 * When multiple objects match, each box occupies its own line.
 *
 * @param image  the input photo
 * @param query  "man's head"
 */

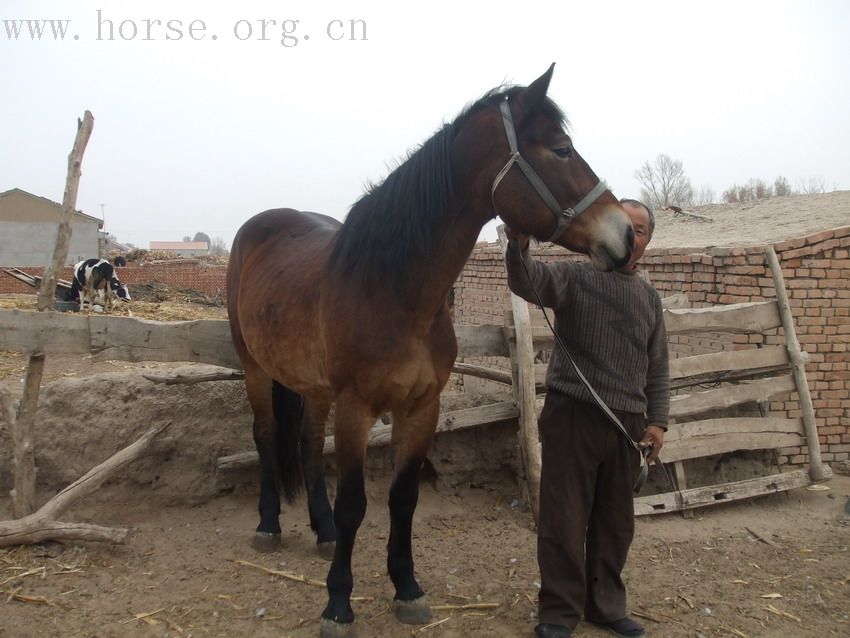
xmin=618 ymin=199 xmax=653 ymax=271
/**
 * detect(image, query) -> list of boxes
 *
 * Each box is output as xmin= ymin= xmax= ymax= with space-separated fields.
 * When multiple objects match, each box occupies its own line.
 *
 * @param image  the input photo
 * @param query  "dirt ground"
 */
xmin=1 ymin=284 xmax=849 ymax=638
xmin=0 ymin=474 xmax=848 ymax=638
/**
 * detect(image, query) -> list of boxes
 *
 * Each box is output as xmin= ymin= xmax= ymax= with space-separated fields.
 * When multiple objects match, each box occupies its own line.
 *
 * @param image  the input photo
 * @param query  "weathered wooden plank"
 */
xmin=669 ymin=375 xmax=796 ymax=419
xmin=455 ymin=324 xmax=508 ymax=358
xmin=0 ymin=309 xmax=510 ymax=364
xmin=498 ymin=226 xmax=543 ymax=525
xmin=88 ymin=316 xmax=242 ymax=369
xmin=669 ymin=345 xmax=790 ymax=382
xmin=661 ymin=293 xmax=690 ymax=310
xmin=506 ymin=293 xmax=689 ymax=329
xmin=534 ymin=353 xmax=795 ymax=397
xmin=661 ymin=417 xmax=804 ymax=463
xmin=634 ymin=468 xmax=829 ymax=516
xmin=663 ymin=301 xmax=781 ymax=335
xmin=766 ymin=246 xmax=826 ymax=481
xmin=0 ymin=308 xmax=91 ymax=354
xmin=217 ymin=400 xmax=520 ymax=471
xmin=507 ymin=300 xmax=781 ymax=346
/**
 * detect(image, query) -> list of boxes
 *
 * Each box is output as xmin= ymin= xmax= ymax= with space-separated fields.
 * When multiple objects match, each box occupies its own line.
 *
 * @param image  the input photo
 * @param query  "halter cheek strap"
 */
xmin=491 ymin=98 xmax=609 ymax=242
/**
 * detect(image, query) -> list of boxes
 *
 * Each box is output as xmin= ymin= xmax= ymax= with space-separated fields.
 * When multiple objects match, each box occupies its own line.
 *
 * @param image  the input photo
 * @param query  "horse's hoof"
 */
xmin=251 ymin=532 xmax=281 ymax=553
xmin=319 ymin=617 xmax=356 ymax=638
xmin=317 ymin=541 xmax=335 ymax=561
xmin=393 ymin=596 xmax=432 ymax=624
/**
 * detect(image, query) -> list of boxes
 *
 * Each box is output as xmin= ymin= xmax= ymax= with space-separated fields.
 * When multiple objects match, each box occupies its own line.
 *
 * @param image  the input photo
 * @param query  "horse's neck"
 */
xmin=416 ymin=210 xmax=486 ymax=314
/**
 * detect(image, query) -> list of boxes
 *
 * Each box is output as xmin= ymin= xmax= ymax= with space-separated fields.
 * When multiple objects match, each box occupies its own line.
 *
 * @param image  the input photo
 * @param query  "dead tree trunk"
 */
xmin=0 ymin=422 xmax=171 ymax=547
xmin=10 ymin=112 xmax=94 ymax=518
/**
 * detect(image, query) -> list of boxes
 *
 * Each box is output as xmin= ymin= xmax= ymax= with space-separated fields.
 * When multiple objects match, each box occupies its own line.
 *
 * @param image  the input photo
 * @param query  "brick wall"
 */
xmin=0 ymin=262 xmax=228 ymax=297
xmin=452 ymin=227 xmax=850 ymax=467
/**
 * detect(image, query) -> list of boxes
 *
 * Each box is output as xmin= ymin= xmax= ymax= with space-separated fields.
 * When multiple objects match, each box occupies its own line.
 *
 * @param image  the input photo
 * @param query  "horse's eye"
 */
xmin=553 ymin=146 xmax=573 ymax=159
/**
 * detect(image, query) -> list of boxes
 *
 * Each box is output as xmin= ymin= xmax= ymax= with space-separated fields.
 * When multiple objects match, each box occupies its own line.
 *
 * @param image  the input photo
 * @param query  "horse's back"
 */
xmin=228 ymin=208 xmax=340 ymax=391
xmin=229 ymin=208 xmax=339 ymax=292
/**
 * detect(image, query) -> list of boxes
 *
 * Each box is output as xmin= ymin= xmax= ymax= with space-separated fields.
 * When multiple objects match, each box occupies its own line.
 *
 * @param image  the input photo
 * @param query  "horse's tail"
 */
xmin=272 ymin=380 xmax=305 ymax=503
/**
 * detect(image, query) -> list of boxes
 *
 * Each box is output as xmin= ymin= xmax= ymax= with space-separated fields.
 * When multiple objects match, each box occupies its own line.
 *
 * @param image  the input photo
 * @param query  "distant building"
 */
xmin=0 ymin=188 xmax=104 ymax=266
xmin=149 ymin=241 xmax=209 ymax=257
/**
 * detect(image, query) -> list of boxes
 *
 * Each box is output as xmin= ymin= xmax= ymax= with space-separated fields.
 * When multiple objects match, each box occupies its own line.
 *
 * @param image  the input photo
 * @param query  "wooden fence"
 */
xmin=0 ymin=246 xmax=830 ymax=518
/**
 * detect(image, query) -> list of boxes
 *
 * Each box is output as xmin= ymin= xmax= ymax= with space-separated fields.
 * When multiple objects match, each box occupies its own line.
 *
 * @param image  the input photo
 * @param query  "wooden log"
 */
xmin=669 ymin=375 xmax=796 ymax=419
xmin=660 ymin=417 xmax=804 ymax=463
xmin=0 ymin=421 xmax=170 ymax=547
xmin=766 ymin=246 xmax=826 ymax=481
xmin=142 ymin=369 xmax=245 ymax=385
xmin=634 ymin=467 xmax=830 ymax=516
xmin=217 ymin=401 xmax=520 ymax=471
xmin=451 ymin=362 xmax=512 ymax=385
xmin=498 ymin=226 xmax=541 ymax=526
xmin=0 ymin=520 xmax=128 ymax=546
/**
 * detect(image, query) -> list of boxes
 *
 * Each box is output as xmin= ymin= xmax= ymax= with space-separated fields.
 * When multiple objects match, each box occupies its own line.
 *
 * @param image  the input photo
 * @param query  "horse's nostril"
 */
xmin=626 ymin=225 xmax=635 ymax=253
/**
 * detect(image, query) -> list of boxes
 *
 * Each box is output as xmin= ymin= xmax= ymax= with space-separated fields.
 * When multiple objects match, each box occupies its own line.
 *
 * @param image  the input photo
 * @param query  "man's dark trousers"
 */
xmin=536 ymin=391 xmax=644 ymax=629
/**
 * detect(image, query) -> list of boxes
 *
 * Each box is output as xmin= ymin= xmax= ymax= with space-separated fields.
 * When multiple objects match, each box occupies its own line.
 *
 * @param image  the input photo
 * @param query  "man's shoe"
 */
xmin=589 ymin=617 xmax=645 ymax=637
xmin=534 ymin=623 xmax=573 ymax=637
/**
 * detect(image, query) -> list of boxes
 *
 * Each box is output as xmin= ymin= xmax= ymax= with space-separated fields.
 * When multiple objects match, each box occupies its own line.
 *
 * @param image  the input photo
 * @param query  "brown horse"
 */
xmin=227 ymin=65 xmax=634 ymax=637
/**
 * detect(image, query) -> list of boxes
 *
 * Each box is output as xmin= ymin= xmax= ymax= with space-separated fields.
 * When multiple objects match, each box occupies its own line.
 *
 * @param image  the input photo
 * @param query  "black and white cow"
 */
xmin=68 ymin=258 xmax=130 ymax=311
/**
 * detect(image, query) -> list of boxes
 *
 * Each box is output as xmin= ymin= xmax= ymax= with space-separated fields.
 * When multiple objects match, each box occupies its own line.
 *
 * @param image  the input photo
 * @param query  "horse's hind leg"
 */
xmin=301 ymin=397 xmax=336 ymax=559
xmin=243 ymin=367 xmax=283 ymax=552
xmin=386 ymin=400 xmax=438 ymax=625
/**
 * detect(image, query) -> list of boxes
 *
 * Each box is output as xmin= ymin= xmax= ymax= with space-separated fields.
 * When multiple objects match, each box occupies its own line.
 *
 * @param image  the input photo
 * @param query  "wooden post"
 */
xmin=10 ymin=112 xmax=94 ymax=518
xmin=497 ymin=226 xmax=542 ymax=525
xmin=765 ymin=246 xmax=827 ymax=481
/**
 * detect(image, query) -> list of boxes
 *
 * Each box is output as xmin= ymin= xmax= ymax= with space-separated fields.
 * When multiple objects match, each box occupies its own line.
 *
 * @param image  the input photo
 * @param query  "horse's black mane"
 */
xmin=328 ymin=85 xmax=567 ymax=298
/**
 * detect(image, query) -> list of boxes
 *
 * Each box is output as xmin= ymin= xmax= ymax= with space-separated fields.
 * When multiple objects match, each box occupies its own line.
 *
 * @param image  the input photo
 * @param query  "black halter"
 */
xmin=491 ymin=98 xmax=609 ymax=243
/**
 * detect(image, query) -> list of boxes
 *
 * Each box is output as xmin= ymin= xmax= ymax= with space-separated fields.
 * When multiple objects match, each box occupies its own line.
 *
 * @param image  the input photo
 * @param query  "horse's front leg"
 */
xmin=320 ymin=392 xmax=372 ymax=638
xmin=386 ymin=399 xmax=438 ymax=625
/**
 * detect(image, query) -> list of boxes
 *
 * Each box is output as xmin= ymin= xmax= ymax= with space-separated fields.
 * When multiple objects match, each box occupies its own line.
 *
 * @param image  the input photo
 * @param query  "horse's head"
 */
xmin=482 ymin=65 xmax=633 ymax=270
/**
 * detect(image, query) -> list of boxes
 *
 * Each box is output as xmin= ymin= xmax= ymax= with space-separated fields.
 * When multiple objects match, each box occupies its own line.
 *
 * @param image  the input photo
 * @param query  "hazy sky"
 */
xmin=2 ymin=0 xmax=848 ymax=248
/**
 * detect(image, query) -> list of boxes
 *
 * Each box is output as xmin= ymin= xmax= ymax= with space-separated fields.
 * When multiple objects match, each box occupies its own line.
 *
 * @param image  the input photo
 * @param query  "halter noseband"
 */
xmin=491 ymin=98 xmax=609 ymax=242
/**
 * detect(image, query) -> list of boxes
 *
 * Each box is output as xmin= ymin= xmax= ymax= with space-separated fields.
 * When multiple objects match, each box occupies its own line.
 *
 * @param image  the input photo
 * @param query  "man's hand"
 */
xmin=639 ymin=425 xmax=665 ymax=464
xmin=504 ymin=225 xmax=530 ymax=250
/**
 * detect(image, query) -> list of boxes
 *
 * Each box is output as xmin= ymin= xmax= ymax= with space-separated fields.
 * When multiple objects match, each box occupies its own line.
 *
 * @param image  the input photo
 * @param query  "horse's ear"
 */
xmin=518 ymin=63 xmax=555 ymax=119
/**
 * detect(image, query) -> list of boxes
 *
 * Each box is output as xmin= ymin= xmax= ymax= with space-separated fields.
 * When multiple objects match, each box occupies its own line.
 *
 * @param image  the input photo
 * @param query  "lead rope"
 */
xmin=516 ymin=250 xmax=651 ymax=493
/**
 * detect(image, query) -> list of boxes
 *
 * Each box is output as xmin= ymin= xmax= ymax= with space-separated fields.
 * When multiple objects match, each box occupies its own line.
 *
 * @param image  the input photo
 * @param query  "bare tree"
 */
xmin=635 ymin=154 xmax=694 ymax=209
xmin=694 ymin=185 xmax=716 ymax=206
xmin=193 ymin=231 xmax=212 ymax=246
xmin=774 ymin=176 xmax=792 ymax=197
xmin=722 ymin=178 xmax=775 ymax=204
xmin=209 ymin=236 xmax=229 ymax=257
xmin=798 ymin=177 xmax=827 ymax=194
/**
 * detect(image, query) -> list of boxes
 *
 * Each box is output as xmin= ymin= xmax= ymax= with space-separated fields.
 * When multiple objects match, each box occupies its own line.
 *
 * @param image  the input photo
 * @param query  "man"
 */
xmin=504 ymin=199 xmax=669 ymax=638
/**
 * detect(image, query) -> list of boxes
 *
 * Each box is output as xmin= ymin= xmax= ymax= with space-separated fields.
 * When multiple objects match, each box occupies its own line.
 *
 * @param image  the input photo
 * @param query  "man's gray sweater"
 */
xmin=505 ymin=242 xmax=670 ymax=426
